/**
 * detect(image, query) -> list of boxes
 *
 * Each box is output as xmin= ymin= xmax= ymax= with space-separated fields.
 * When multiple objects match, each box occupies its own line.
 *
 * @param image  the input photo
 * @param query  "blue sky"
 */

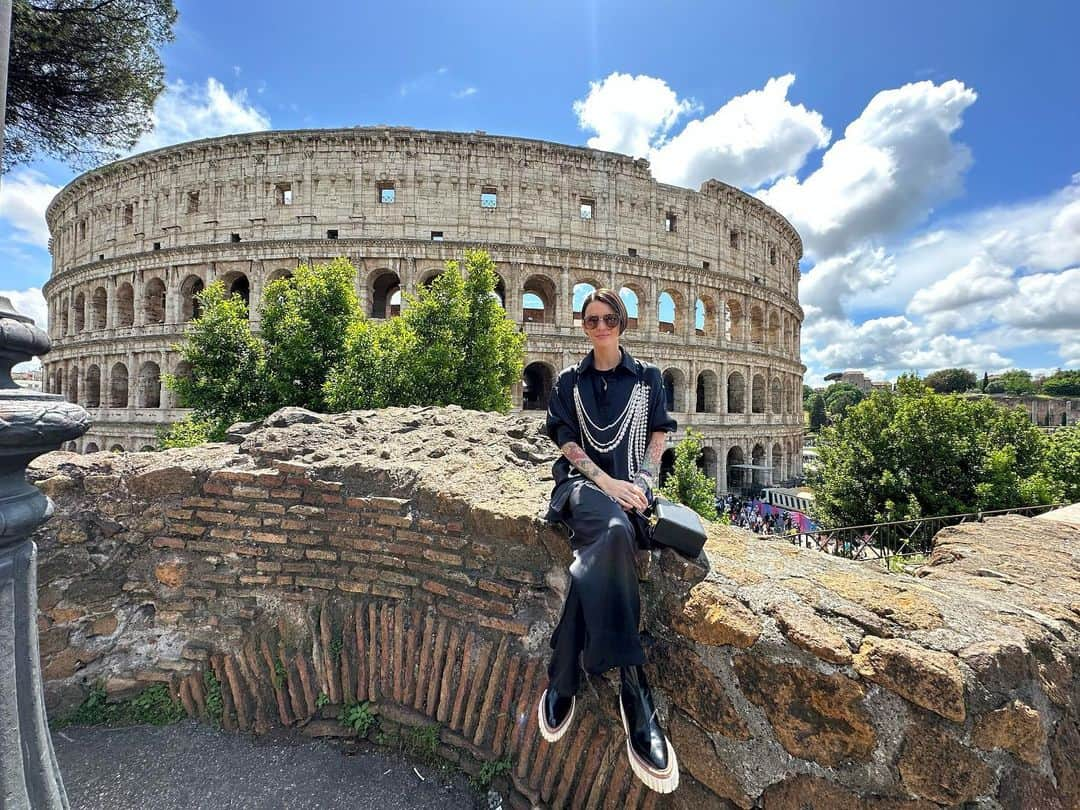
xmin=3 ymin=0 xmax=1079 ymax=383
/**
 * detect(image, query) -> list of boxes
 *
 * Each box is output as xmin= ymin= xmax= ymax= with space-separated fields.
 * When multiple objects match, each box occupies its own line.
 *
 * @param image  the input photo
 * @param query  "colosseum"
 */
xmin=41 ymin=127 xmax=805 ymax=494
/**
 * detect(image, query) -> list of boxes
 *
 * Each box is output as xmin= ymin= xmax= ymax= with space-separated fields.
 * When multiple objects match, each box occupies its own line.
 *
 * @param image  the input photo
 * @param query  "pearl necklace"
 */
xmin=574 ymin=379 xmax=650 ymax=476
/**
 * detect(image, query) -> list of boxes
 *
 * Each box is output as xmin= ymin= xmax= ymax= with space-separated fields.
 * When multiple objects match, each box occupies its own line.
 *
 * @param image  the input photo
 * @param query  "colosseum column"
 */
xmin=559 ymin=266 xmax=572 ymax=327
xmin=685 ymin=280 xmax=697 ymax=342
xmin=105 ymin=278 xmax=118 ymax=329
xmin=641 ymin=277 xmax=656 ymax=333
xmin=504 ymin=263 xmax=523 ymax=324
xmin=249 ymin=261 xmax=265 ymax=326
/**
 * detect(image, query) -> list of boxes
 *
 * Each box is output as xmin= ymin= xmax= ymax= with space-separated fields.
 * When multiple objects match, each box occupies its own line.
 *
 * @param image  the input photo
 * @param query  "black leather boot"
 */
xmin=537 ymin=684 xmax=576 ymax=743
xmin=619 ymin=665 xmax=679 ymax=792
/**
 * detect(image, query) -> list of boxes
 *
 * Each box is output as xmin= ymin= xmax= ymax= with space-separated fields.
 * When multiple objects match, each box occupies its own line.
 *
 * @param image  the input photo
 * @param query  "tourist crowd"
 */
xmin=715 ymin=494 xmax=798 ymax=536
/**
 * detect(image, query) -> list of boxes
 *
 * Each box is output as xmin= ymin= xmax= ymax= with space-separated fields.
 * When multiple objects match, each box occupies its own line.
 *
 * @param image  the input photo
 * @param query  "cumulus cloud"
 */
xmin=759 ymin=80 xmax=977 ymax=260
xmin=133 ymin=77 xmax=270 ymax=154
xmin=1 ymin=287 xmax=47 ymax=331
xmin=800 ymin=246 xmax=895 ymax=320
xmin=649 ymin=75 xmax=830 ymax=190
xmin=1003 ymin=267 xmax=1080 ymax=331
xmin=0 ymin=169 xmax=62 ymax=248
xmin=573 ymin=73 xmax=694 ymax=158
xmin=908 ymin=254 xmax=1016 ymax=316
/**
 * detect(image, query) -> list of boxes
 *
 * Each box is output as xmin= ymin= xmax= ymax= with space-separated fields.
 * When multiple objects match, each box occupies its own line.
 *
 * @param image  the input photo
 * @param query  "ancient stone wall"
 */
xmin=30 ymin=407 xmax=1078 ymax=809
xmin=40 ymin=129 xmax=804 ymax=490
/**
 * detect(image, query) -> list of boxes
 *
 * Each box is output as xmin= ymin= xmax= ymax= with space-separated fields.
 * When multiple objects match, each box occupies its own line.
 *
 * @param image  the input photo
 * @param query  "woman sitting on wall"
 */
xmin=538 ymin=287 xmax=680 ymax=794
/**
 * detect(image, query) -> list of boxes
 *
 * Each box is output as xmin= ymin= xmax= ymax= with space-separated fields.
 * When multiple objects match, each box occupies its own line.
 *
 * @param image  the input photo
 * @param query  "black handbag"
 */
xmin=646 ymin=497 xmax=707 ymax=558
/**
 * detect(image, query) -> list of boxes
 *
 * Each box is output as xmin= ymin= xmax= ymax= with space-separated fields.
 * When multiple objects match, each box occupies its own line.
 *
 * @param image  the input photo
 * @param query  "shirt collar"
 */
xmin=577 ymin=347 xmax=637 ymax=376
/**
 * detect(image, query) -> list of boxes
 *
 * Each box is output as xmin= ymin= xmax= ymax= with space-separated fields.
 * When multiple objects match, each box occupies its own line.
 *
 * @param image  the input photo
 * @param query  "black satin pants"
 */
xmin=547 ymin=483 xmax=648 ymax=695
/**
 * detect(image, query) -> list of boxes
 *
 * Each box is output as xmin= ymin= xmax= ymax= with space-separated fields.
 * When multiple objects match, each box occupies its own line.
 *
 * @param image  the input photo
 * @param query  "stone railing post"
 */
xmin=0 ymin=296 xmax=90 ymax=809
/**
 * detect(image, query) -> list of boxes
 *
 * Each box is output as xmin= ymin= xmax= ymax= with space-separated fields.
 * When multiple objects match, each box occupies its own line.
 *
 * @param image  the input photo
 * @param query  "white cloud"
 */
xmin=760 ymin=80 xmax=977 ymax=260
xmin=452 ymin=87 xmax=478 ymax=99
xmin=1 ymin=287 xmax=47 ymax=331
xmin=133 ymin=77 xmax=270 ymax=154
xmin=908 ymin=254 xmax=1016 ymax=316
xmin=0 ymin=169 xmax=62 ymax=248
xmin=800 ymin=245 xmax=895 ymax=320
xmin=1003 ymin=267 xmax=1080 ymax=331
xmin=573 ymin=73 xmax=694 ymax=158
xmin=649 ymin=74 xmax=830 ymax=190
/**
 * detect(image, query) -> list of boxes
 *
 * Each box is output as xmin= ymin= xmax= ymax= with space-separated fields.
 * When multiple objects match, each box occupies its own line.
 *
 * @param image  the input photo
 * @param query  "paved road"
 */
xmin=52 ymin=722 xmax=488 ymax=810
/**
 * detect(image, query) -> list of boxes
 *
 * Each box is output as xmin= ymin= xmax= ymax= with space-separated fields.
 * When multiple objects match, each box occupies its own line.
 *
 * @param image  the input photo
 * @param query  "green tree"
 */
xmin=997 ymin=369 xmax=1036 ymax=395
xmin=260 ymin=257 xmax=359 ymax=413
xmin=811 ymin=384 xmax=1055 ymax=527
xmin=923 ymin=367 xmax=977 ymax=394
xmin=1042 ymin=426 xmax=1080 ymax=502
xmin=164 ymin=281 xmax=267 ymax=441
xmin=808 ymin=393 xmax=827 ymax=432
xmin=823 ymin=382 xmax=865 ymax=422
xmin=1041 ymin=370 xmax=1080 ymax=397
xmin=981 ymin=371 xmax=990 ymax=392
xmin=658 ymin=428 xmax=718 ymax=521
xmin=5 ymin=0 xmax=178 ymax=171
xmin=802 ymin=384 xmax=814 ymax=409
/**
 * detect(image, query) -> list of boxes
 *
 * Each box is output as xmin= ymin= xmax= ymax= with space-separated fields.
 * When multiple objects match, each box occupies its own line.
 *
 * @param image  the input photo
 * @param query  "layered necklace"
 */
xmin=574 ymin=375 xmax=650 ymax=477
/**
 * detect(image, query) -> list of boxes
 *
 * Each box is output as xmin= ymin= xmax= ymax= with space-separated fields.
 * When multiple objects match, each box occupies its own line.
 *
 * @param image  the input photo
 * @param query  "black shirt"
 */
xmin=543 ymin=348 xmax=677 ymax=519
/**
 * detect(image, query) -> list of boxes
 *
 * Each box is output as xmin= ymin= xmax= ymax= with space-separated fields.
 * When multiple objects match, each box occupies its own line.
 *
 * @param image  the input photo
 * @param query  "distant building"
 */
xmin=13 ymin=369 xmax=42 ymax=392
xmin=965 ymin=393 xmax=1078 ymax=428
xmin=823 ymin=369 xmax=888 ymax=393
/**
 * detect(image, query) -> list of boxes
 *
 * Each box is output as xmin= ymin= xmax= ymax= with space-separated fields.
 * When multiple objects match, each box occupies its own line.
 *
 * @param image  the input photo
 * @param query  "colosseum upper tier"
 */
xmin=42 ymin=127 xmax=805 ymax=493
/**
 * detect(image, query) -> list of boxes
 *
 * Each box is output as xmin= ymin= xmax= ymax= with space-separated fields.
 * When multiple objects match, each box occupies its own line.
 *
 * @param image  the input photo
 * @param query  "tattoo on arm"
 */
xmin=640 ymin=431 xmax=666 ymax=480
xmin=560 ymin=441 xmax=606 ymax=483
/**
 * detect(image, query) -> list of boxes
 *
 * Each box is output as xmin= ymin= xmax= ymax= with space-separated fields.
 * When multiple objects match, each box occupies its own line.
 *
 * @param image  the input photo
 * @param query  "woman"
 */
xmin=538 ymin=288 xmax=680 ymax=794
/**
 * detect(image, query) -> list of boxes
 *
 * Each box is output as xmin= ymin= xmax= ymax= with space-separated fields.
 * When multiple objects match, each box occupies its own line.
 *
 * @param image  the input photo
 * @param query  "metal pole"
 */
xmin=0 ymin=295 xmax=89 ymax=810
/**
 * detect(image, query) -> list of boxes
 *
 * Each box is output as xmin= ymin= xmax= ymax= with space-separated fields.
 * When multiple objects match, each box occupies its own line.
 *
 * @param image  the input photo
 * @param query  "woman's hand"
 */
xmin=599 ymin=474 xmax=650 ymax=512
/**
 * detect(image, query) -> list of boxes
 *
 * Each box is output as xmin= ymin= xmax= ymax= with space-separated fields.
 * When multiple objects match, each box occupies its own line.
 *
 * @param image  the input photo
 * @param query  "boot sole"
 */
xmin=537 ymin=689 xmax=575 ymax=743
xmin=619 ymin=697 xmax=679 ymax=793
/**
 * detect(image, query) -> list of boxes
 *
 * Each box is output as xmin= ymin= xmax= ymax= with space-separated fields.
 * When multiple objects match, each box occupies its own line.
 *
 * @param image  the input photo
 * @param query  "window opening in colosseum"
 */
xmin=230 ymin=233 xmax=241 ymax=243
xmin=752 ymin=374 xmax=766 ymax=413
xmin=627 ymin=247 xmax=637 ymax=257
xmin=78 ymin=220 xmax=86 ymax=241
xmin=110 ymin=363 xmax=129 ymax=408
xmin=69 ymin=368 xmax=79 ymax=405
xmin=145 ymin=279 xmax=166 ymax=324
xmin=696 ymin=370 xmax=717 ymax=413
xmin=750 ymin=306 xmax=764 ymax=345
xmin=98 ymin=253 xmax=104 ymax=261
xmin=84 ymin=442 xmax=99 ymax=453
xmin=116 ymin=283 xmax=135 ymax=327
xmin=137 ymin=362 xmax=161 ymax=408
xmin=73 ymin=292 xmax=85 ymax=332
xmin=187 ymin=191 xmax=200 ymax=214
xmin=228 ymin=276 xmax=250 ymax=308
xmin=580 ymin=197 xmax=594 ymax=220
xmin=618 ymin=287 xmax=639 ymax=329
xmin=665 ymin=212 xmax=677 ymax=232
xmin=727 ymin=372 xmax=745 ymax=413
xmin=153 ymin=242 xmax=161 ymax=251
xmin=110 ymin=444 xmax=124 ymax=452
xmin=772 ymin=443 xmax=784 ymax=482
xmin=522 ymin=362 xmax=554 ymax=410
xmin=663 ymin=368 xmax=686 ymax=412
xmin=378 ymin=182 xmax=395 ymax=204
xmin=60 ymin=301 xmax=69 ymax=335
xmin=84 ymin=366 xmax=101 ymax=407
xmin=769 ymin=245 xmax=777 ymax=265
xmin=276 ymin=183 xmax=293 ymax=205
xmin=729 ymin=230 xmax=739 ymax=249
xmin=770 ymin=377 xmax=782 ymax=413
xmin=700 ymin=446 xmax=717 ymax=482
xmin=660 ymin=449 xmax=675 ymax=487
xmin=371 ymin=272 xmax=402 ymax=319
xmin=180 ymin=277 xmax=204 ymax=321
xmin=572 ymin=283 xmax=596 ymax=324
xmin=725 ymin=300 xmax=742 ymax=341
xmin=533 ymin=236 xmax=546 ymax=247
xmin=657 ymin=291 xmax=675 ymax=333
xmin=752 ymin=444 xmax=767 ymax=486
xmin=431 ymin=231 xmax=444 ymax=241
xmin=663 ymin=372 xmax=675 ymax=411
xmin=326 ymin=229 xmax=338 ymax=239
xmin=493 ymin=276 xmax=507 ymax=308
xmin=123 ymin=204 xmax=134 ymax=225
xmin=523 ymin=275 xmax=556 ymax=323
xmin=481 ymin=187 xmax=498 ymax=208
xmin=702 ymin=261 xmax=710 ymax=270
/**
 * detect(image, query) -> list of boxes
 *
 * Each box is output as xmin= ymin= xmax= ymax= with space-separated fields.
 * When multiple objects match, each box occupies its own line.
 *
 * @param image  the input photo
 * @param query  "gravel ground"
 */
xmin=52 ymin=722 xmax=488 ymax=810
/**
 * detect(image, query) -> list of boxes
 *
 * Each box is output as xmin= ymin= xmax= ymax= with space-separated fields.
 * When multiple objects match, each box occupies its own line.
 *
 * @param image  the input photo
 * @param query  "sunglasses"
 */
xmin=582 ymin=314 xmax=621 ymax=330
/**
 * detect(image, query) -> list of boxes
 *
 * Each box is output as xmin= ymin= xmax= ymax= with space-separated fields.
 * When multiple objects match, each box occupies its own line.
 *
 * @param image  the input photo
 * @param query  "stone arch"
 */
xmin=418 ymin=267 xmax=445 ymax=288
xmin=64 ymin=441 xmax=77 ymax=452
xmin=695 ymin=369 xmax=718 ymax=413
xmin=696 ymin=295 xmax=718 ymax=338
xmin=749 ymin=305 xmax=764 ymax=346
xmin=144 ymin=277 xmax=167 ymax=324
xmin=221 ymin=271 xmax=251 ymax=309
xmin=50 ymin=369 xmax=61 ymax=396
xmin=91 ymin=286 xmax=108 ymax=329
xmin=180 ymin=275 xmax=205 ymax=322
xmin=772 ymin=442 xmax=784 ymax=483
xmin=116 ymin=282 xmax=135 ymax=327
xmin=725 ymin=298 xmax=743 ymax=341
xmin=85 ymin=365 xmax=101 ymax=408
xmin=266 ymin=268 xmax=294 ymax=284
xmin=137 ymin=361 xmax=161 ymax=408
xmin=660 ymin=448 xmax=676 ymax=487
xmin=767 ymin=310 xmax=780 ymax=347
xmin=140 ymin=445 xmax=156 ymax=452
xmin=618 ymin=284 xmax=643 ymax=330
xmin=727 ymin=372 xmax=746 ymax=413
xmin=657 ymin=288 xmax=684 ymax=334
xmin=109 ymin=444 xmax=125 ymax=452
xmin=109 ymin=362 xmax=129 ymax=408
xmin=492 ymin=273 xmax=507 ymax=308
xmin=370 ymin=270 xmax=401 ymax=319
xmin=60 ymin=298 xmax=69 ymax=335
xmin=73 ymin=291 xmax=86 ymax=332
xmin=770 ymin=376 xmax=782 ymax=414
xmin=727 ymin=445 xmax=746 ymax=491
xmin=522 ymin=361 xmax=556 ymax=411
xmin=572 ymin=280 xmax=601 ymax=324
xmin=69 ymin=364 xmax=79 ymax=404
xmin=662 ymin=367 xmax=687 ymax=412
xmin=752 ymin=374 xmax=766 ymax=414
xmin=700 ymin=445 xmax=718 ymax=483
xmin=84 ymin=442 xmax=100 ymax=453
xmin=751 ymin=443 xmax=767 ymax=487
xmin=522 ymin=274 xmax=556 ymax=324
